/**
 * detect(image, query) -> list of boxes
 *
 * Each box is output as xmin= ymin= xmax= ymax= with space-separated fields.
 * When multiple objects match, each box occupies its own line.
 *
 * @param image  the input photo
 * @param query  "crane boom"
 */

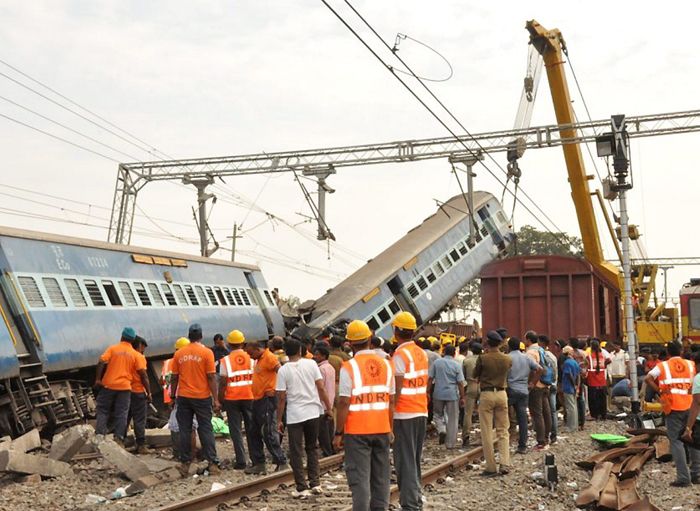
xmin=526 ymin=20 xmax=619 ymax=286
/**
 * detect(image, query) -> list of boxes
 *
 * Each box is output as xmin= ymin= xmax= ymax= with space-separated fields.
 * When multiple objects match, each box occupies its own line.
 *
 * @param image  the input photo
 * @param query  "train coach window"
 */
xmin=64 ymin=279 xmax=87 ymax=307
xmin=416 ymin=276 xmax=428 ymax=291
xmin=377 ymin=308 xmax=390 ymax=324
xmin=173 ymin=284 xmax=188 ymax=306
xmin=367 ymin=316 xmax=380 ymax=331
xmin=407 ymin=283 xmax=419 ymax=299
xmin=183 ymin=285 xmax=198 ymax=306
xmin=223 ymin=288 xmax=236 ymax=306
xmin=133 ymin=282 xmax=152 ymax=306
xmin=195 ymin=286 xmax=209 ymax=306
xmin=84 ymin=280 xmax=106 ymax=307
xmin=42 ymin=277 xmax=67 ymax=308
xmin=205 ymin=287 xmax=219 ymax=305
xmin=434 ymin=262 xmax=445 ymax=277
xmin=450 ymin=249 xmax=460 ymax=263
xmin=690 ymin=298 xmax=700 ymax=329
xmin=18 ymin=276 xmax=45 ymax=308
xmin=457 ymin=242 xmax=468 ymax=256
xmin=231 ymin=288 xmax=243 ymax=306
xmin=118 ymin=281 xmax=137 ymax=306
xmin=425 ymin=269 xmax=436 ymax=284
xmin=101 ymin=281 xmax=123 ymax=306
xmin=388 ymin=300 xmax=400 ymax=315
xmin=160 ymin=284 xmax=178 ymax=306
xmin=496 ymin=210 xmax=507 ymax=225
xmin=239 ymin=289 xmax=252 ymax=306
xmin=263 ymin=290 xmax=274 ymax=306
xmin=442 ymin=255 xmax=453 ymax=270
xmin=147 ymin=283 xmax=165 ymax=306
xmin=214 ymin=287 xmax=228 ymax=305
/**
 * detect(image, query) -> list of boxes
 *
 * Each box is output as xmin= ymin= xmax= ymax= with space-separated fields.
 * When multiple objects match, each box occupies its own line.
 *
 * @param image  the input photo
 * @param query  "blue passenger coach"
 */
xmin=298 ymin=191 xmax=514 ymax=340
xmin=0 ymin=227 xmax=283 ymax=436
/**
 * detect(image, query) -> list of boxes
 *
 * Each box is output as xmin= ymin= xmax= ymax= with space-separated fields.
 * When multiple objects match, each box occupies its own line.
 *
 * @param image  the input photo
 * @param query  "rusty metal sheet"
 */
xmin=654 ymin=436 xmax=672 ymax=462
xmin=622 ymin=497 xmax=662 ymax=511
xmin=616 ymin=476 xmax=641 ymax=509
xmin=597 ymin=473 xmax=619 ymax=510
xmin=620 ymin=447 xmax=654 ymax=479
xmin=626 ymin=428 xmax=666 ymax=437
xmin=576 ymin=445 xmax=647 ymax=470
xmin=626 ymin=433 xmax=652 ymax=445
xmin=575 ymin=461 xmax=613 ymax=507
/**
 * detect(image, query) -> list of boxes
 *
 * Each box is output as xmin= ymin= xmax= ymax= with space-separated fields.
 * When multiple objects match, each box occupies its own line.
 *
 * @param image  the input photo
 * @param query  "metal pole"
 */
xmin=231 ymin=223 xmax=237 ymax=262
xmin=196 ymin=183 xmax=208 ymax=257
xmin=619 ymin=188 xmax=639 ymax=407
xmin=317 ymin=177 xmax=327 ymax=241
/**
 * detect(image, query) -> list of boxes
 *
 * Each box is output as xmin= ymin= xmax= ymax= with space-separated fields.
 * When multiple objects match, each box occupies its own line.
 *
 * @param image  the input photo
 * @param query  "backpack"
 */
xmin=538 ymin=347 xmax=554 ymax=385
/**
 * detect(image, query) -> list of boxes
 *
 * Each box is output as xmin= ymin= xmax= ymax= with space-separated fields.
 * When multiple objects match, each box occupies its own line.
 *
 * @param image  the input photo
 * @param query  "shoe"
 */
xmin=692 ymin=475 xmax=699 ymax=484
xmin=462 ymin=436 xmax=470 ymax=447
xmin=233 ymin=462 xmax=247 ymax=470
xmin=499 ymin=467 xmax=510 ymax=475
xmin=516 ymin=447 xmax=528 ymax=455
xmin=534 ymin=443 xmax=548 ymax=451
xmin=177 ymin=462 xmax=191 ymax=477
xmin=113 ymin=437 xmax=126 ymax=448
xmin=275 ymin=463 xmax=290 ymax=472
xmin=292 ymin=489 xmax=311 ymax=498
xmin=207 ymin=463 xmax=221 ymax=475
xmin=438 ymin=433 xmax=446 ymax=445
xmin=136 ymin=445 xmax=152 ymax=455
xmin=549 ymin=437 xmax=557 ymax=445
xmin=480 ymin=470 xmax=500 ymax=478
xmin=244 ymin=463 xmax=267 ymax=475
xmin=310 ymin=485 xmax=323 ymax=494
xmin=670 ymin=480 xmax=690 ymax=488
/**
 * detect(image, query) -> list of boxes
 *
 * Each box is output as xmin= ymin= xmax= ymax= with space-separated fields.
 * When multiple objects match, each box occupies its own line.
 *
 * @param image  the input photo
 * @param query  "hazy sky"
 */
xmin=0 ymin=1 xmax=697 ymax=317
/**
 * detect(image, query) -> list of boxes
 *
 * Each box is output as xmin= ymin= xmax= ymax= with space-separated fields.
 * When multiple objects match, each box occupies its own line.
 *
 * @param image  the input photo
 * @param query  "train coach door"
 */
xmin=477 ymin=207 xmax=505 ymax=248
xmin=244 ymin=272 xmax=274 ymax=337
xmin=387 ymin=276 xmax=422 ymax=323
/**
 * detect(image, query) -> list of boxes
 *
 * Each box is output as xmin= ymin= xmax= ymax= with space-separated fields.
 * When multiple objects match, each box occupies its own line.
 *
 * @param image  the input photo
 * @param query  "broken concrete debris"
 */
xmin=0 ymin=449 xmax=73 ymax=477
xmin=49 ymin=424 xmax=94 ymax=462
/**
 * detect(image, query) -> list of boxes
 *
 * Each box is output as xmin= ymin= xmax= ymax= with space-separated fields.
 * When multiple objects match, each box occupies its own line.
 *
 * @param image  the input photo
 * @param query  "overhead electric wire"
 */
xmin=322 ymin=0 xmax=569 ymax=248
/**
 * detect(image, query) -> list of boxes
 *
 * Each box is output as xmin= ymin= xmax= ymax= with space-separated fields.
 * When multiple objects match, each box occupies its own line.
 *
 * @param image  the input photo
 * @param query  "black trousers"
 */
xmin=287 ymin=417 xmax=320 ymax=491
xmin=223 ymin=399 xmax=254 ymax=466
xmin=318 ymin=414 xmax=335 ymax=457
xmin=176 ymin=396 xmax=218 ymax=464
xmin=129 ymin=392 xmax=148 ymax=445
xmin=95 ymin=388 xmax=131 ymax=440
xmin=588 ymin=385 xmax=608 ymax=419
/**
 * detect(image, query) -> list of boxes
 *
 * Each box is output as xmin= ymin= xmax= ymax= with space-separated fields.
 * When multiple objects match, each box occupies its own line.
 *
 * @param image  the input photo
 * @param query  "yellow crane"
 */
xmin=526 ymin=20 xmax=677 ymax=345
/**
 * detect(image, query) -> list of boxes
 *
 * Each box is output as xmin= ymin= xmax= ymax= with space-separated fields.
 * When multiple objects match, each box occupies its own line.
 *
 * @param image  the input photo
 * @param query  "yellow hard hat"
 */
xmin=458 ymin=336 xmax=466 ymax=343
xmin=346 ymin=320 xmax=372 ymax=342
xmin=601 ymin=341 xmax=607 ymax=348
xmin=174 ymin=337 xmax=190 ymax=350
xmin=227 ymin=329 xmax=245 ymax=345
xmin=519 ymin=342 xmax=526 ymax=351
xmin=392 ymin=311 xmax=417 ymax=331
xmin=427 ymin=336 xmax=437 ymax=343
xmin=418 ymin=337 xmax=426 ymax=342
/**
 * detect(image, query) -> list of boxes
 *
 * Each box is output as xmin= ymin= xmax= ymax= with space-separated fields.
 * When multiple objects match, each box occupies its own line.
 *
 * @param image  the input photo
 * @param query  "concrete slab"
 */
xmin=144 ymin=429 xmax=172 ymax=448
xmin=94 ymin=438 xmax=150 ymax=482
xmin=125 ymin=467 xmax=181 ymax=495
xmin=141 ymin=456 xmax=179 ymax=473
xmin=0 ymin=450 xmax=73 ymax=477
xmin=18 ymin=474 xmax=42 ymax=484
xmin=49 ymin=424 xmax=94 ymax=462
xmin=0 ymin=429 xmax=41 ymax=453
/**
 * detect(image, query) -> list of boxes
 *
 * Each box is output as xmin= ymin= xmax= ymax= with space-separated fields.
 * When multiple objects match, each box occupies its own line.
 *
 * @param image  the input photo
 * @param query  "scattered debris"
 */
xmin=93 ymin=436 xmax=150 ymax=482
xmin=49 ymin=424 xmax=94 ymax=462
xmin=0 ymin=449 xmax=73 ymax=478
xmin=0 ymin=429 xmax=41 ymax=454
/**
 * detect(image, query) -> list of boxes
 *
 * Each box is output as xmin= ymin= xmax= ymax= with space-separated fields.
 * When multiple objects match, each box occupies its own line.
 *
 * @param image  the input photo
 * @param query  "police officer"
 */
xmin=334 ymin=320 xmax=395 ymax=511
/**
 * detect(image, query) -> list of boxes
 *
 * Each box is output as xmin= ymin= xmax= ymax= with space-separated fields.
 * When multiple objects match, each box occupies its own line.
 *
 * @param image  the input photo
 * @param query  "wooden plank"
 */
xmin=575 ymin=461 xmax=613 ymax=508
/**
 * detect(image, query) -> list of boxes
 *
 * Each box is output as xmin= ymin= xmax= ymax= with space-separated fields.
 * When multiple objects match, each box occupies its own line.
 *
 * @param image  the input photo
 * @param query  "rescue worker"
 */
xmin=462 ymin=342 xmax=482 ymax=447
xmin=245 ymin=340 xmax=288 ymax=474
xmin=129 ymin=335 xmax=152 ymax=454
xmin=391 ymin=312 xmax=428 ymax=511
xmin=94 ymin=327 xmax=146 ymax=446
xmin=170 ymin=323 xmax=221 ymax=475
xmin=163 ymin=337 xmax=190 ymax=459
xmin=334 ymin=320 xmax=395 ymax=511
xmin=218 ymin=329 xmax=255 ymax=470
xmin=644 ymin=341 xmax=698 ymax=486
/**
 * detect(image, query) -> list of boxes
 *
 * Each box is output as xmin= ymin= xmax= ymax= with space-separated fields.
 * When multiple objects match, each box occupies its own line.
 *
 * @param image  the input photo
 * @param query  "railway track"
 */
xmin=153 ymin=445 xmax=485 ymax=511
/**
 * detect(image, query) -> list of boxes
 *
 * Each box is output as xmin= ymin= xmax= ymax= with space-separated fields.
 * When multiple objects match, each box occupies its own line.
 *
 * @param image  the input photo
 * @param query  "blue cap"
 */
xmin=486 ymin=330 xmax=503 ymax=343
xmin=188 ymin=323 xmax=203 ymax=340
xmin=121 ymin=327 xmax=136 ymax=341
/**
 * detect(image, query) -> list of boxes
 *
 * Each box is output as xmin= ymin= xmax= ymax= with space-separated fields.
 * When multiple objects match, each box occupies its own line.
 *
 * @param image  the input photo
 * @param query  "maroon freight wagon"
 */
xmin=480 ymin=255 xmax=620 ymax=341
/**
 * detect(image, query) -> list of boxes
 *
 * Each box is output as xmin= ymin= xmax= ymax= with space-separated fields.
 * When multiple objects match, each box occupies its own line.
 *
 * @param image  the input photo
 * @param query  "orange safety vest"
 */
xmin=223 ymin=350 xmax=255 ymax=401
xmin=161 ymin=358 xmax=173 ymax=404
xmin=393 ymin=342 xmax=428 ymax=415
xmin=657 ymin=357 xmax=695 ymax=414
xmin=344 ymin=353 xmax=393 ymax=435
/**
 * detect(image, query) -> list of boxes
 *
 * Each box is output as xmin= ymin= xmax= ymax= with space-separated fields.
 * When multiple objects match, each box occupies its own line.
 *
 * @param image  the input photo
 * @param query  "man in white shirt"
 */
xmin=607 ymin=340 xmax=630 ymax=386
xmin=276 ymin=338 xmax=333 ymax=496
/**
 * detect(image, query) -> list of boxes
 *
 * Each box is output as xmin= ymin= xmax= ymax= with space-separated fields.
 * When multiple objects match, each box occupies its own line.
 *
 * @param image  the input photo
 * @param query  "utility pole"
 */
xmin=449 ymin=152 xmax=483 ymax=239
xmin=598 ymin=114 xmax=640 ymax=418
xmin=227 ymin=223 xmax=243 ymax=262
xmin=184 ymin=175 xmax=218 ymax=257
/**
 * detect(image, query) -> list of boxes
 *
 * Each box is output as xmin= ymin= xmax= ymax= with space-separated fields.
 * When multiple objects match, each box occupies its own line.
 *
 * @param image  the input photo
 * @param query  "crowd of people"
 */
xmin=92 ymin=316 xmax=700 ymax=510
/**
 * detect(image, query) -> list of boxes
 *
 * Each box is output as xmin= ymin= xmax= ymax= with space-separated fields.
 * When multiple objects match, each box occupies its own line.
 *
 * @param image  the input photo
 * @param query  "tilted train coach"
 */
xmin=296 ymin=191 xmax=515 ymax=340
xmin=0 ymin=226 xmax=284 ymax=437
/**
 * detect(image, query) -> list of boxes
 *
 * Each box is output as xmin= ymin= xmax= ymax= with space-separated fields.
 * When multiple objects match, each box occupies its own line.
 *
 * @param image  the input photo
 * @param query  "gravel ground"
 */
xmin=0 ymin=421 xmax=697 ymax=511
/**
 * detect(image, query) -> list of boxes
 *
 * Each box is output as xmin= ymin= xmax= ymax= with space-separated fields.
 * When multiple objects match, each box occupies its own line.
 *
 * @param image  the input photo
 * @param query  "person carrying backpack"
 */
xmin=524 ymin=331 xmax=552 ymax=450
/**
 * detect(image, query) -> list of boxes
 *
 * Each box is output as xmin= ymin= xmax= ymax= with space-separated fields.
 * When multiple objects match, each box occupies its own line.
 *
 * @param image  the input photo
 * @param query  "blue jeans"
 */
xmin=176 ymin=396 xmax=218 ymax=464
xmin=507 ymin=389 xmax=529 ymax=450
xmin=665 ymin=410 xmax=700 ymax=484
xmin=95 ymin=388 xmax=131 ymax=440
xmin=250 ymin=396 xmax=286 ymax=465
xmin=129 ymin=392 xmax=148 ymax=445
xmin=549 ymin=385 xmax=558 ymax=440
xmin=577 ymin=387 xmax=586 ymax=427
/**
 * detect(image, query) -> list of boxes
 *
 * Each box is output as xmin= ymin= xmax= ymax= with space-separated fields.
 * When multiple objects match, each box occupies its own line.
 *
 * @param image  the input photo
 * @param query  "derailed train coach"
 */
xmin=296 ymin=192 xmax=515 ymax=340
xmin=0 ymin=226 xmax=284 ymax=437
